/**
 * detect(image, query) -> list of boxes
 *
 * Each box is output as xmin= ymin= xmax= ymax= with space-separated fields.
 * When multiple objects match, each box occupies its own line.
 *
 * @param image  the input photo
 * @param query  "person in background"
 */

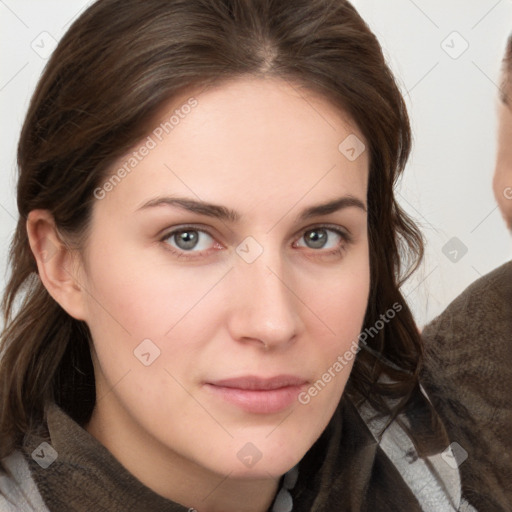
xmin=420 ymin=34 xmax=512 ymax=512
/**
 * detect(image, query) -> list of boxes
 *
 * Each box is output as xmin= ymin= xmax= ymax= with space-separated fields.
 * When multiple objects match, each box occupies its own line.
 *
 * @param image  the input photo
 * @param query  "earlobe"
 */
xmin=26 ymin=209 xmax=88 ymax=321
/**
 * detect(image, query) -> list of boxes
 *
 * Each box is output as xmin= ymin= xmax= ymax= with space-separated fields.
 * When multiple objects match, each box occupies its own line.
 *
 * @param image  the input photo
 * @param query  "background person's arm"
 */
xmin=420 ymin=260 xmax=512 ymax=512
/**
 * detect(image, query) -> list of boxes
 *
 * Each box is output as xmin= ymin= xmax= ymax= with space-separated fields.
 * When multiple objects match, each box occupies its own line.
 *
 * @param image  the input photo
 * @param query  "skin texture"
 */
xmin=494 ymin=99 xmax=512 ymax=231
xmin=27 ymin=77 xmax=370 ymax=512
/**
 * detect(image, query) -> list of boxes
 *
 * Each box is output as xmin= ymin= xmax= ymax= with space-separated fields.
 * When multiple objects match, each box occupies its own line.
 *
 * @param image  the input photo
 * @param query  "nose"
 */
xmin=226 ymin=249 xmax=302 ymax=351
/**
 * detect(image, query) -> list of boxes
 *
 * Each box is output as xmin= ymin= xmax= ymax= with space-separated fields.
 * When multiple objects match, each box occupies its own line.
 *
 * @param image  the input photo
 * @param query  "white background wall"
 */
xmin=1 ymin=1 xmax=511 ymax=328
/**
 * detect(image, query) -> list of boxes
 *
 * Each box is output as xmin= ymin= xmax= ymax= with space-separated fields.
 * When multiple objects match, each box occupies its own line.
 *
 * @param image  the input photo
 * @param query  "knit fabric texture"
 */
xmin=421 ymin=260 xmax=512 ymax=512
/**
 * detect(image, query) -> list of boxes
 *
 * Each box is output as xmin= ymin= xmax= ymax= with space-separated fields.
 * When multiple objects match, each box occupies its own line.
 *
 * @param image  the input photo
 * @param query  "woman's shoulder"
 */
xmin=0 ymin=449 xmax=49 ymax=511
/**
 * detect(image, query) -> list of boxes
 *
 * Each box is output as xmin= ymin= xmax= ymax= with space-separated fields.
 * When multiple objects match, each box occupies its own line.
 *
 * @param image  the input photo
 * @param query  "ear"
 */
xmin=26 ymin=209 xmax=87 ymax=321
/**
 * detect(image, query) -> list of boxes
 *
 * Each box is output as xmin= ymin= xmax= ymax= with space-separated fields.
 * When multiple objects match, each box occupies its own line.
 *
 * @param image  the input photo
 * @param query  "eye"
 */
xmin=162 ymin=227 xmax=216 ymax=254
xmin=294 ymin=226 xmax=351 ymax=253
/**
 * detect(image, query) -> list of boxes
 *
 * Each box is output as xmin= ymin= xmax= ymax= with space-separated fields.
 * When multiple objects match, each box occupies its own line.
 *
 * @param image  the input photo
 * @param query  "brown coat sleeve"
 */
xmin=420 ymin=261 xmax=512 ymax=511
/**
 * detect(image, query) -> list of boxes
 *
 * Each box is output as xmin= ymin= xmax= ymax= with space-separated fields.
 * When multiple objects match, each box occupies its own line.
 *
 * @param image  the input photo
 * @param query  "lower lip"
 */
xmin=203 ymin=384 xmax=305 ymax=414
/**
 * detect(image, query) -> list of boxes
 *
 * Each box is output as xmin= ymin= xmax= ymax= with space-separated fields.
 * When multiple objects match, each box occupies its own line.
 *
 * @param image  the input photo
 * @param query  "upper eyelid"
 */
xmin=159 ymin=223 xmax=216 ymax=239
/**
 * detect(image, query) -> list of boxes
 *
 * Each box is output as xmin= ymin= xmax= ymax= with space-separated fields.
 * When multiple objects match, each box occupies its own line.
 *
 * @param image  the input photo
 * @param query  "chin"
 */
xmin=224 ymin=455 xmax=300 ymax=481
xmin=206 ymin=433 xmax=310 ymax=480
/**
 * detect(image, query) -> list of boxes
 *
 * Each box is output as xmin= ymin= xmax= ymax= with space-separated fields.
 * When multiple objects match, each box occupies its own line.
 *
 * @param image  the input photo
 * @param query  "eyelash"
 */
xmin=159 ymin=224 xmax=353 ymax=260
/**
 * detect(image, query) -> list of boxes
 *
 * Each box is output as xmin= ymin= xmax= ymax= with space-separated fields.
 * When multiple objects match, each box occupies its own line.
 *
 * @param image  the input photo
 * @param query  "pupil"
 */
xmin=176 ymin=230 xmax=198 ymax=250
xmin=306 ymin=229 xmax=327 ymax=249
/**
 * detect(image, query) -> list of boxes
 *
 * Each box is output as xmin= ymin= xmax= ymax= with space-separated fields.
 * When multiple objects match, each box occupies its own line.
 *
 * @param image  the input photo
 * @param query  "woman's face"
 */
xmin=79 ymin=77 xmax=370 ymax=487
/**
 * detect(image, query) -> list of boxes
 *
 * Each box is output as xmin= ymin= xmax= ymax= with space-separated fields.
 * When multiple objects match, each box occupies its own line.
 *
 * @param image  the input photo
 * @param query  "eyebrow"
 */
xmin=136 ymin=195 xmax=367 ymax=222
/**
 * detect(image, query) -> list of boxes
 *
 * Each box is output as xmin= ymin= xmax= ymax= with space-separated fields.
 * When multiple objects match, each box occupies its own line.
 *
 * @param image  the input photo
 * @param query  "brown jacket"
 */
xmin=421 ymin=260 xmax=512 ymax=511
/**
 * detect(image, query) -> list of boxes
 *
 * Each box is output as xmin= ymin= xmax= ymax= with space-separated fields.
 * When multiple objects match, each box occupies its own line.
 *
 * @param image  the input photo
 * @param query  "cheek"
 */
xmin=321 ymin=259 xmax=370 ymax=376
xmin=312 ymin=251 xmax=370 ymax=338
xmin=319 ymin=273 xmax=369 ymax=323
xmin=80 ymin=249 xmax=224 ymax=411
xmin=297 ymin=253 xmax=370 ymax=396
xmin=82 ymin=237 xmax=227 ymax=341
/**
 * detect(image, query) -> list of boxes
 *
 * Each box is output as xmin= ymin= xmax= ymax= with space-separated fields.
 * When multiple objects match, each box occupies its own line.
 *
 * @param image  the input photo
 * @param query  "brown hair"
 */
xmin=1 ymin=0 xmax=427 ymax=459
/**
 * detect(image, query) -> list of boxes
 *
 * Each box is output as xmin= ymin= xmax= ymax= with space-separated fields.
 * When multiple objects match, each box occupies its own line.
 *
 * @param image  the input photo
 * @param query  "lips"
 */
xmin=203 ymin=375 xmax=308 ymax=414
xmin=209 ymin=375 xmax=308 ymax=390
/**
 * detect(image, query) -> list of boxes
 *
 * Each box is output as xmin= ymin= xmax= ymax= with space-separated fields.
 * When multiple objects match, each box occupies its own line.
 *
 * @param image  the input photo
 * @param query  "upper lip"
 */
xmin=207 ymin=375 xmax=308 ymax=390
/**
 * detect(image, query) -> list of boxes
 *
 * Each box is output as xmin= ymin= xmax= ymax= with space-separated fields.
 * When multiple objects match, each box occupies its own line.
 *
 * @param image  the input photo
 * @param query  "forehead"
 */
xmin=97 ymin=76 xmax=369 ymax=217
